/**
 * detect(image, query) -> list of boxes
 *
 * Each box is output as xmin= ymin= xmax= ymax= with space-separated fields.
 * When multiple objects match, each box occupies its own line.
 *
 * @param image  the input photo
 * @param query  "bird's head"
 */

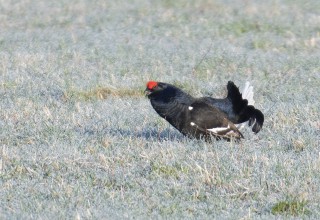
xmin=145 ymin=81 xmax=167 ymax=96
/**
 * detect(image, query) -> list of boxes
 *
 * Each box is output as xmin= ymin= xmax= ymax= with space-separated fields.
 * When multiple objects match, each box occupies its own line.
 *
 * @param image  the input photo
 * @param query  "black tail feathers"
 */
xmin=227 ymin=81 xmax=264 ymax=133
xmin=227 ymin=81 xmax=248 ymax=114
xmin=246 ymin=106 xmax=264 ymax=133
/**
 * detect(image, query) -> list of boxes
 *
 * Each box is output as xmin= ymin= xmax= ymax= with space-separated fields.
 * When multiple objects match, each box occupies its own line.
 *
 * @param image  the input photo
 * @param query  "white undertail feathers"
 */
xmin=237 ymin=81 xmax=255 ymax=130
xmin=242 ymin=81 xmax=254 ymax=106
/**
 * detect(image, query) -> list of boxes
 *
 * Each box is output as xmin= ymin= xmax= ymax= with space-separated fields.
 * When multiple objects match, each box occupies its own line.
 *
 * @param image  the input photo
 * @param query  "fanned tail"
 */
xmin=227 ymin=81 xmax=264 ymax=133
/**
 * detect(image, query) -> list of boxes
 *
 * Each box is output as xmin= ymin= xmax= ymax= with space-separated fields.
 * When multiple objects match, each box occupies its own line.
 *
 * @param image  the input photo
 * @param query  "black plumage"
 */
xmin=199 ymin=81 xmax=264 ymax=133
xmin=145 ymin=81 xmax=264 ymax=140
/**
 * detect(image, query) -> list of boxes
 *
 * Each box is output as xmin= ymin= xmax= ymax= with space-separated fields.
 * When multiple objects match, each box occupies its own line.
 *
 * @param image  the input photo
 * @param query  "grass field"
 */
xmin=1 ymin=0 xmax=320 ymax=219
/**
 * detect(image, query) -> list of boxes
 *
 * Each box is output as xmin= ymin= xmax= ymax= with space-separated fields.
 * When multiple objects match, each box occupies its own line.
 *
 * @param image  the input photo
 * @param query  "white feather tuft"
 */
xmin=207 ymin=125 xmax=230 ymax=133
xmin=237 ymin=81 xmax=255 ymax=130
xmin=242 ymin=81 xmax=255 ymax=106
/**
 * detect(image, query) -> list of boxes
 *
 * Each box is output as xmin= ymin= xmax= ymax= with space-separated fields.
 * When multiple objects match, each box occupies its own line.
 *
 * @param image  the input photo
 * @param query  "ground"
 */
xmin=0 ymin=0 xmax=320 ymax=219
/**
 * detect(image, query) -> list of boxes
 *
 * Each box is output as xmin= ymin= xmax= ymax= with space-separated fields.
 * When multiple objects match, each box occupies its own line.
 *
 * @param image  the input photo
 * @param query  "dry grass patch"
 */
xmin=65 ymin=87 xmax=144 ymax=101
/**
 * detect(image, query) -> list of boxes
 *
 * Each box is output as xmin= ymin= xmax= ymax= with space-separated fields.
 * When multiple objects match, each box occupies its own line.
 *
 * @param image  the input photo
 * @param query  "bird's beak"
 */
xmin=144 ymin=88 xmax=152 ymax=96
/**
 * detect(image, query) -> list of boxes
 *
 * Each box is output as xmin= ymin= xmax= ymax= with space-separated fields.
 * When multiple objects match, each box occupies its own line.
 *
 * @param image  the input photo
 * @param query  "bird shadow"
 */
xmin=134 ymin=128 xmax=185 ymax=141
xmin=78 ymin=123 xmax=185 ymax=142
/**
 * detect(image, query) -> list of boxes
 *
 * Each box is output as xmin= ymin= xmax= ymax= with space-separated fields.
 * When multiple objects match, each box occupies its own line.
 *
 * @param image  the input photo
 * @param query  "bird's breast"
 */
xmin=151 ymin=99 xmax=188 ymax=129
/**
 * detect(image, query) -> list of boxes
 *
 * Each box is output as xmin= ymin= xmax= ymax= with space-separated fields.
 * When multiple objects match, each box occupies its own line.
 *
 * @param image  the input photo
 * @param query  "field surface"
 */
xmin=1 ymin=0 xmax=320 ymax=219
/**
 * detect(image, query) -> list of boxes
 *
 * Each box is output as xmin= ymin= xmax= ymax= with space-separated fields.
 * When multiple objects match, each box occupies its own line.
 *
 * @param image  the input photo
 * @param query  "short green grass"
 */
xmin=1 ymin=0 xmax=320 ymax=219
xmin=151 ymin=161 xmax=189 ymax=179
xmin=272 ymin=200 xmax=310 ymax=216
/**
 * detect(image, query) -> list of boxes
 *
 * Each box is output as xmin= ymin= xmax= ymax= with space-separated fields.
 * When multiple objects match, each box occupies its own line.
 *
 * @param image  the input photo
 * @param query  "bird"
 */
xmin=145 ymin=81 xmax=264 ymax=141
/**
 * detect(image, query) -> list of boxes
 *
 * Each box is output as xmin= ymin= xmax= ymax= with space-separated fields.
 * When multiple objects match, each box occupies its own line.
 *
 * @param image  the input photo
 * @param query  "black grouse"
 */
xmin=145 ymin=81 xmax=264 ymax=140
